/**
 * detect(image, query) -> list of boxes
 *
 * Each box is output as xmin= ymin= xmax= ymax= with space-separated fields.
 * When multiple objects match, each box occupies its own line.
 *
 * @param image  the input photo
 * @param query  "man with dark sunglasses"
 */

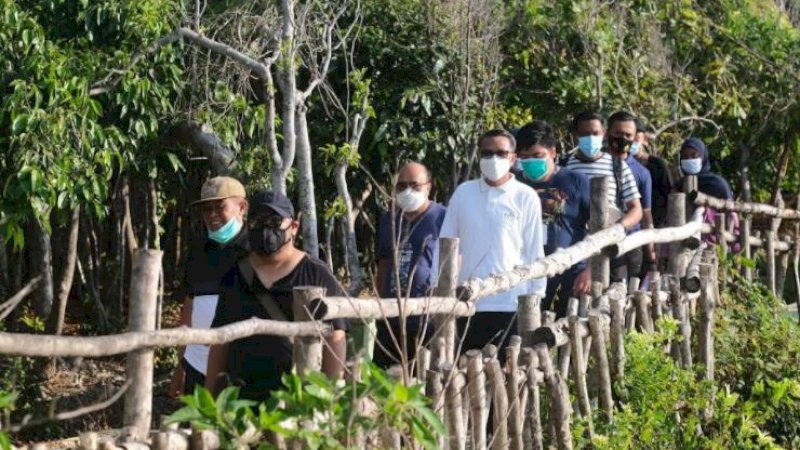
xmin=204 ymin=191 xmax=347 ymax=401
xmin=435 ymin=129 xmax=546 ymax=359
xmin=374 ymin=162 xmax=446 ymax=368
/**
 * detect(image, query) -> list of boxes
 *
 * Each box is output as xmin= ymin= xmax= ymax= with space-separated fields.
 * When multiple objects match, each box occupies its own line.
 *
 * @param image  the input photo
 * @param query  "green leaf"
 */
xmin=11 ymin=114 xmax=29 ymax=134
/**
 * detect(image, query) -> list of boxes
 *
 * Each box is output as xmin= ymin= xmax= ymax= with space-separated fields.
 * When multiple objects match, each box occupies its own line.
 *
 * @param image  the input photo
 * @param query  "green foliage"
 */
xmin=0 ymin=391 xmax=15 ymax=450
xmin=168 ymin=363 xmax=444 ymax=449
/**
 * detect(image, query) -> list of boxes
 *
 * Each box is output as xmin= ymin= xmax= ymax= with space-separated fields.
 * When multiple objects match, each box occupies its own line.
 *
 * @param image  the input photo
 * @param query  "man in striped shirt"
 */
xmin=566 ymin=111 xmax=643 ymax=281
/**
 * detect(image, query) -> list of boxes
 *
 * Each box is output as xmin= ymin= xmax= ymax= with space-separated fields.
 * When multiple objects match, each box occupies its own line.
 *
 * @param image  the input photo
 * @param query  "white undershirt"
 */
xmin=434 ymin=176 xmax=546 ymax=312
xmin=183 ymin=294 xmax=219 ymax=375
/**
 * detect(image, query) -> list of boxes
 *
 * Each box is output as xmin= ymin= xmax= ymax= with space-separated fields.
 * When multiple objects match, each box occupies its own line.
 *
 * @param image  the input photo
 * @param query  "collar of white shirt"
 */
xmin=479 ymin=173 xmax=517 ymax=193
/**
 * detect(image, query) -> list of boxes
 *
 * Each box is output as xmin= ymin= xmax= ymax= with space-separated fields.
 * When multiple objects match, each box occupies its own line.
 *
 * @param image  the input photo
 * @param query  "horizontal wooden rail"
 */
xmin=611 ymin=207 xmax=705 ymax=257
xmin=458 ymin=224 xmax=627 ymax=302
xmin=0 ymin=317 xmax=330 ymax=357
xmin=691 ymin=191 xmax=800 ymax=220
xmin=700 ymin=223 xmax=797 ymax=251
xmin=307 ymin=296 xmax=473 ymax=321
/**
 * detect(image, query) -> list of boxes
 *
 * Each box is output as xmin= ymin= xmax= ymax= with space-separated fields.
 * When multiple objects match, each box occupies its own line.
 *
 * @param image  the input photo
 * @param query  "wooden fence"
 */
xmin=3 ymin=175 xmax=800 ymax=450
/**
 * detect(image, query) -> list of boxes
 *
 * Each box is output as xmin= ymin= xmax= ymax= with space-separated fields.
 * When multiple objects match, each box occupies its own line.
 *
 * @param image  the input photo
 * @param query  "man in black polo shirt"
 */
xmin=170 ymin=176 xmax=249 ymax=397
xmin=205 ymin=191 xmax=347 ymax=401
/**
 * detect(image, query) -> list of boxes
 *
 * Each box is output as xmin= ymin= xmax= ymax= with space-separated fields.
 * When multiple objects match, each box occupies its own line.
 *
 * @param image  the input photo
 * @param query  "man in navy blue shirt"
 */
xmin=514 ymin=121 xmax=592 ymax=317
xmin=375 ymin=162 xmax=446 ymax=368
xmin=605 ymin=111 xmax=656 ymax=282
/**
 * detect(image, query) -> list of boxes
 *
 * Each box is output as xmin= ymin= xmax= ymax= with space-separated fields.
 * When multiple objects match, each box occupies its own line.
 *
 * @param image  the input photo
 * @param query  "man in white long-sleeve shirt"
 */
xmin=436 ymin=129 xmax=546 ymax=358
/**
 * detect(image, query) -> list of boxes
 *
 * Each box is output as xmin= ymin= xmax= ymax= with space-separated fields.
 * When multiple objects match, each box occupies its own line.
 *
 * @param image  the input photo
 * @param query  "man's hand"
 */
xmin=573 ymin=266 xmax=592 ymax=296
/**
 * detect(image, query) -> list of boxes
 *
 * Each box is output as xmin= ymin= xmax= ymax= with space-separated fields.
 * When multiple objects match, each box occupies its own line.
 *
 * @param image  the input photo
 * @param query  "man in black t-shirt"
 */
xmin=205 ymin=191 xmax=347 ymax=401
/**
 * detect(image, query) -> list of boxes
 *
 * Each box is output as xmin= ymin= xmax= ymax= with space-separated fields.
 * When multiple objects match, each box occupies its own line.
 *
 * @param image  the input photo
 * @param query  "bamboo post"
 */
xmin=434 ymin=237 xmax=459 ymax=364
xmin=568 ymin=317 xmax=593 ymax=437
xmin=517 ymin=295 xmax=542 ymax=347
xmin=715 ymin=213 xmax=728 ymax=258
xmin=123 ymin=249 xmax=162 ymax=441
xmin=506 ymin=346 xmax=523 ymax=450
xmin=698 ymin=263 xmax=715 ymax=382
xmin=466 ymin=350 xmax=488 ymax=450
xmin=486 ymin=359 xmax=509 ymax=450
xmin=633 ymin=291 xmax=654 ymax=333
xmin=741 ymin=214 xmax=753 ymax=282
xmin=588 ymin=312 xmax=613 ymax=423
xmin=667 ymin=193 xmax=687 ymax=278
xmin=292 ymin=287 xmax=324 ymax=376
xmin=442 ymin=363 xmax=466 ymax=450
xmin=535 ymin=345 xmax=573 ymax=450
xmin=520 ymin=349 xmax=544 ymax=450
xmin=427 ymin=369 xmax=445 ymax=449
xmin=766 ymin=230 xmax=777 ymax=294
xmin=590 ymin=177 xmax=611 ymax=287
xmin=609 ymin=294 xmax=625 ymax=385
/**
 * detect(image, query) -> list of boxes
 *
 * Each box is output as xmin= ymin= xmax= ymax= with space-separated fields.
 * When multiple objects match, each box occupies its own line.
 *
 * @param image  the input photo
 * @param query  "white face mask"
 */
xmin=480 ymin=156 xmax=512 ymax=182
xmin=395 ymin=188 xmax=427 ymax=212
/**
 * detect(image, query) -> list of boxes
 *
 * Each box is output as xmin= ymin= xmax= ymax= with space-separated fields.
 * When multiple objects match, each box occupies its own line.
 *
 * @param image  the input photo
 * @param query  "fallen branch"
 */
xmin=0 ymin=276 xmax=42 ymax=321
xmin=0 ymin=318 xmax=330 ymax=357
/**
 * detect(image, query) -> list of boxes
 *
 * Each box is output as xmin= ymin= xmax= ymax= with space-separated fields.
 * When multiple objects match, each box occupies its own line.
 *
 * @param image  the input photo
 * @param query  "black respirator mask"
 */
xmin=249 ymin=225 xmax=290 ymax=256
xmin=609 ymin=136 xmax=634 ymax=154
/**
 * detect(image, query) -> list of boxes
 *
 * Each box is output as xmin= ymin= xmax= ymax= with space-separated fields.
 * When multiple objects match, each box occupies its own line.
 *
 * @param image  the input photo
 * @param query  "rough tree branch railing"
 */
xmin=691 ymin=191 xmax=800 ymax=220
xmin=0 ymin=317 xmax=330 ymax=358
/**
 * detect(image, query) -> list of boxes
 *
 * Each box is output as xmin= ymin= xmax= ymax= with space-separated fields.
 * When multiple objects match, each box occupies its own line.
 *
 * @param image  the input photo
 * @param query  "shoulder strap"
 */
xmin=237 ymin=258 xmax=289 ymax=322
xmin=612 ymin=155 xmax=625 ymax=209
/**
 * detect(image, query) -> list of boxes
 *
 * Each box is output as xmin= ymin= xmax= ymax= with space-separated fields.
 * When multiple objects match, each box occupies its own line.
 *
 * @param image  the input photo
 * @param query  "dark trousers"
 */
xmin=611 ymin=247 xmax=643 ymax=283
xmin=544 ymin=270 xmax=581 ymax=319
xmin=457 ymin=312 xmax=517 ymax=361
xmin=373 ymin=317 xmax=434 ymax=369
xmin=182 ymin=358 xmax=206 ymax=395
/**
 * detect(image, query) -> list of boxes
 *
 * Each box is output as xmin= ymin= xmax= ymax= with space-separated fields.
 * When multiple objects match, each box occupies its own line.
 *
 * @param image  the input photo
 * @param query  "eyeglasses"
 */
xmin=479 ymin=149 xmax=512 ymax=159
xmin=249 ymin=214 xmax=285 ymax=229
xmin=395 ymin=181 xmax=429 ymax=191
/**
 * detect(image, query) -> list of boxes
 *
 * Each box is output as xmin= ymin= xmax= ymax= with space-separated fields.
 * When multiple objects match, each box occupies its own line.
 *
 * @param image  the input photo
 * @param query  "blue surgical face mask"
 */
xmin=208 ymin=217 xmax=243 ymax=244
xmin=578 ymin=135 xmax=603 ymax=159
xmin=681 ymin=158 xmax=703 ymax=175
xmin=629 ymin=142 xmax=641 ymax=157
xmin=520 ymin=158 xmax=549 ymax=181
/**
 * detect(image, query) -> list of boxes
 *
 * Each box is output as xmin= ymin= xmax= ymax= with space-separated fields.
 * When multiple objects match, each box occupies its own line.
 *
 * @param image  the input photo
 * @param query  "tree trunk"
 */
xmin=46 ymin=206 xmax=81 ymax=336
xmin=30 ymin=219 xmax=54 ymax=319
xmin=169 ymin=122 xmax=238 ymax=176
xmin=737 ymin=144 xmax=752 ymax=201
xmin=0 ymin=241 xmax=7 ymax=300
xmin=273 ymin=0 xmax=298 ymax=195
xmin=295 ymin=108 xmax=320 ymax=257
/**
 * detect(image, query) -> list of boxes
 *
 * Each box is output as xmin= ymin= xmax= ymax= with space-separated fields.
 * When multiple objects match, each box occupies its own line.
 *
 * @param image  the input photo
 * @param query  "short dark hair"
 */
xmin=607 ymin=110 xmax=638 ymax=129
xmin=478 ymin=129 xmax=516 ymax=151
xmin=572 ymin=110 xmax=604 ymax=131
xmin=517 ymin=120 xmax=557 ymax=151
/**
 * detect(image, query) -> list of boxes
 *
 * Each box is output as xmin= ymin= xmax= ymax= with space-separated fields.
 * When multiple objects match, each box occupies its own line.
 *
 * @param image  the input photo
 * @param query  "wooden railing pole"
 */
xmin=589 ymin=176 xmax=610 ymax=287
xmin=568 ymin=316 xmax=593 ymax=437
xmin=698 ymin=263 xmax=715 ymax=382
xmin=683 ymin=175 xmax=698 ymax=215
xmin=292 ymin=286 xmax=325 ymax=376
xmin=434 ymin=237 xmax=459 ymax=364
xmin=466 ymin=350 xmax=488 ymax=450
xmin=517 ymin=295 xmax=541 ymax=348
xmin=766 ymin=230 xmax=777 ymax=294
xmin=741 ymin=214 xmax=753 ymax=282
xmin=588 ymin=312 xmax=613 ymax=424
xmin=123 ymin=249 xmax=163 ymax=441
xmin=715 ymin=213 xmax=728 ymax=258
xmin=667 ymin=193 xmax=687 ymax=278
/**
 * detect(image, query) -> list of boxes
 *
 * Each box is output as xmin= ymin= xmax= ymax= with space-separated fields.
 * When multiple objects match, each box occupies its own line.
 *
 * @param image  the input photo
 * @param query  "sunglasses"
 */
xmin=395 ymin=181 xmax=429 ymax=191
xmin=479 ymin=149 xmax=512 ymax=159
xmin=249 ymin=214 xmax=285 ymax=229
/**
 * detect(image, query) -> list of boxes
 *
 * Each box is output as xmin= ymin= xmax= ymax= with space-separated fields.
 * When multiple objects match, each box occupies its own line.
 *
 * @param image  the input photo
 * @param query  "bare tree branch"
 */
xmin=653 ymin=116 xmax=722 ymax=137
xmin=9 ymin=381 xmax=131 ymax=432
xmin=178 ymin=27 xmax=270 ymax=78
xmin=0 ymin=276 xmax=42 ymax=322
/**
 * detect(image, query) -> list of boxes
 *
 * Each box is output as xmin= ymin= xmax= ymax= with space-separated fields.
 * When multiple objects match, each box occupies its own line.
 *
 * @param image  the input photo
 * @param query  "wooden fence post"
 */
xmin=427 ymin=369 xmax=445 ymax=449
xmin=589 ymin=176 xmax=610 ymax=287
xmin=588 ymin=312 xmax=613 ymax=424
xmin=466 ymin=350 xmax=488 ymax=450
xmin=434 ymin=237 xmax=459 ymax=364
xmin=517 ymin=295 xmax=541 ymax=348
xmin=683 ymin=175 xmax=698 ymax=215
xmin=741 ymin=214 xmax=753 ymax=282
xmin=123 ymin=249 xmax=162 ymax=441
xmin=667 ymin=193 xmax=687 ymax=278
xmin=486 ymin=359 xmax=509 ymax=450
xmin=520 ymin=349 xmax=544 ymax=450
xmin=442 ymin=363 xmax=466 ymax=450
xmin=633 ymin=291 xmax=654 ymax=333
xmin=650 ymin=272 xmax=663 ymax=329
xmin=698 ymin=263 xmax=715 ymax=382
xmin=568 ymin=317 xmax=593 ymax=437
xmin=506 ymin=346 xmax=524 ymax=450
xmin=715 ymin=213 xmax=728 ymax=258
xmin=292 ymin=286 xmax=325 ymax=376
xmin=609 ymin=294 xmax=625 ymax=386
xmin=766 ymin=230 xmax=777 ymax=294
xmin=535 ymin=345 xmax=573 ymax=450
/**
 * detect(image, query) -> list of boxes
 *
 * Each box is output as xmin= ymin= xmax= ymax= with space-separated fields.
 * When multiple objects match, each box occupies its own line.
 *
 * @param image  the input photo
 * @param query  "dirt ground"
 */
xmin=8 ymin=304 xmax=185 ymax=448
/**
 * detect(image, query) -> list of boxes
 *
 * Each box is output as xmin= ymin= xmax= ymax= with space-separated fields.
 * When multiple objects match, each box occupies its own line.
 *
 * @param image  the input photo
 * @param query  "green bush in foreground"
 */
xmin=167 ymin=363 xmax=444 ymax=450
